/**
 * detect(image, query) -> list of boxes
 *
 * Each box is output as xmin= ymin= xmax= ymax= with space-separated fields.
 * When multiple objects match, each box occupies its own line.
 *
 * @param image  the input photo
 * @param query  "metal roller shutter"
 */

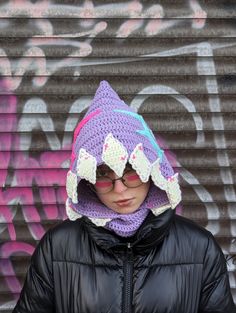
xmin=0 ymin=1 xmax=235 ymax=311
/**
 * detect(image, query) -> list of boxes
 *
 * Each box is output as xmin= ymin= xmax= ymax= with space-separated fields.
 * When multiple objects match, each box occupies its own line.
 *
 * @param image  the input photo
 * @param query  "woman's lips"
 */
xmin=115 ymin=198 xmax=134 ymax=207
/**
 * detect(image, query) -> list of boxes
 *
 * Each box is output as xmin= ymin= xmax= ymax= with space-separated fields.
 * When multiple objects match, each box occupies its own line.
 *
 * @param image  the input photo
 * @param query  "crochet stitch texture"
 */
xmin=66 ymin=80 xmax=181 ymax=237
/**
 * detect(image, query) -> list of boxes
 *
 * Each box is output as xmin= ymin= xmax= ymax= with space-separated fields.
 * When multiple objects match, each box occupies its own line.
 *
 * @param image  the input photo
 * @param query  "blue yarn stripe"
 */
xmin=114 ymin=109 xmax=163 ymax=161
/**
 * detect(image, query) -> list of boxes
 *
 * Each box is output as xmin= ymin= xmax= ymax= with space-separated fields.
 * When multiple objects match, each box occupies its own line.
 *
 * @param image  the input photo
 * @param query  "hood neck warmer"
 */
xmin=65 ymin=80 xmax=181 ymax=237
xmin=82 ymin=207 xmax=176 ymax=253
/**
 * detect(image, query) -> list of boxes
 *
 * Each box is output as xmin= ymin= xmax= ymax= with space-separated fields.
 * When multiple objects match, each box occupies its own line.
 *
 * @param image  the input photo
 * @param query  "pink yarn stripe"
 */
xmin=73 ymin=109 xmax=102 ymax=142
xmin=70 ymin=151 xmax=76 ymax=170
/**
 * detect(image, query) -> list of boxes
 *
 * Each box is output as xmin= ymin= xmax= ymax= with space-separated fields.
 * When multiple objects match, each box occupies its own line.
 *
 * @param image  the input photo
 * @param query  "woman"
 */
xmin=13 ymin=80 xmax=236 ymax=313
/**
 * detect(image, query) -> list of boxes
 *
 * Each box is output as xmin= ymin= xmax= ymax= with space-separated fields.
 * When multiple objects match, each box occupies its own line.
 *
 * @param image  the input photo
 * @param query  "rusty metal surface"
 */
xmin=0 ymin=1 xmax=236 ymax=312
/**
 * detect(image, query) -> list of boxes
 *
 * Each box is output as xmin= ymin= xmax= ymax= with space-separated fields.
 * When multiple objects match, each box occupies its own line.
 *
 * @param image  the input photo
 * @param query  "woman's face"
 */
xmin=94 ymin=165 xmax=150 ymax=214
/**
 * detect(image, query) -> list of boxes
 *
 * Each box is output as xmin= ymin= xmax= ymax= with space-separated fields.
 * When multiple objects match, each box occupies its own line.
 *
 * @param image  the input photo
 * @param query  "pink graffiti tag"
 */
xmin=0 ymin=79 xmax=69 ymax=299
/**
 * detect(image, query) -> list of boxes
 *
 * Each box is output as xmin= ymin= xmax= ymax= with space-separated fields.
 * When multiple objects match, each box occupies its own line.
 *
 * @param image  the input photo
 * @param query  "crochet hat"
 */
xmin=65 ymin=80 xmax=181 ymax=236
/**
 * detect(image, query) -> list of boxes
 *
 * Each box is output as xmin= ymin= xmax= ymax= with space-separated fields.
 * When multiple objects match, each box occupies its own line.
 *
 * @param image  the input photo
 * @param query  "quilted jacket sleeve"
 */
xmin=199 ymin=232 xmax=236 ymax=313
xmin=12 ymin=230 xmax=54 ymax=313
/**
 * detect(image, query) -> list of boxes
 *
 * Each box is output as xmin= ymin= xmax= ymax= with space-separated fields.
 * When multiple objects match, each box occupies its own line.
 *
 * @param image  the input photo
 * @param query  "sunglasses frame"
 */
xmin=87 ymin=170 xmax=144 ymax=194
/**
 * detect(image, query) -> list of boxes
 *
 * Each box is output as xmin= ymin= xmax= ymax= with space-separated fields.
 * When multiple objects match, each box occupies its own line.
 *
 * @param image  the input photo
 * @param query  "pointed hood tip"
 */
xmin=100 ymin=79 xmax=109 ymax=85
xmin=92 ymin=80 xmax=121 ymax=104
xmin=98 ymin=80 xmax=111 ymax=88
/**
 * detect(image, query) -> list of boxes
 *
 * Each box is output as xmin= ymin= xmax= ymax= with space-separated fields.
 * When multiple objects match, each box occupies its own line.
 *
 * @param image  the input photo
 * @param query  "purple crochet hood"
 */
xmin=65 ymin=80 xmax=181 ymax=237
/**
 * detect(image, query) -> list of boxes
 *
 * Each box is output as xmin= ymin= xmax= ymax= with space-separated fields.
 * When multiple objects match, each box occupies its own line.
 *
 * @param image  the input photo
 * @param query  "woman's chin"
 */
xmin=111 ymin=205 xmax=139 ymax=215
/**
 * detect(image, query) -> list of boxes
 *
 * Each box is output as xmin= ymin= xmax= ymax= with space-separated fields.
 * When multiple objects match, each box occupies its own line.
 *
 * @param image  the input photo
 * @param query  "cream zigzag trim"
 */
xmin=89 ymin=217 xmax=112 ymax=227
xmin=69 ymin=135 xmax=181 ymax=211
xmin=151 ymin=204 xmax=172 ymax=216
xmin=151 ymin=160 xmax=181 ymax=209
xmin=151 ymin=159 xmax=167 ymax=190
xmin=102 ymin=133 xmax=128 ymax=177
xmin=66 ymin=170 xmax=78 ymax=204
xmin=66 ymin=199 xmax=111 ymax=226
xmin=76 ymin=148 xmax=97 ymax=184
xmin=129 ymin=143 xmax=151 ymax=182
xmin=66 ymin=198 xmax=82 ymax=221
xmin=166 ymin=173 xmax=182 ymax=209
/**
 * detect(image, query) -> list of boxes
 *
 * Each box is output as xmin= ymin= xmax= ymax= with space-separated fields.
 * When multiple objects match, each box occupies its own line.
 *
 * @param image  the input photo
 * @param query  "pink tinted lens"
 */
xmin=95 ymin=181 xmax=112 ymax=188
xmin=126 ymin=173 xmax=140 ymax=181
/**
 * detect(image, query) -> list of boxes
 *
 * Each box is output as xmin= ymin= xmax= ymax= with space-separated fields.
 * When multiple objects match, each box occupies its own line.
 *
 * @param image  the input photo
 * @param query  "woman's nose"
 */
xmin=113 ymin=178 xmax=128 ymax=193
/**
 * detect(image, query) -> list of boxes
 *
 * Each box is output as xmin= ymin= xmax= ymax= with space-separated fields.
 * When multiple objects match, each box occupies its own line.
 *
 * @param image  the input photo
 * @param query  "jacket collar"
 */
xmin=83 ymin=208 xmax=175 ymax=253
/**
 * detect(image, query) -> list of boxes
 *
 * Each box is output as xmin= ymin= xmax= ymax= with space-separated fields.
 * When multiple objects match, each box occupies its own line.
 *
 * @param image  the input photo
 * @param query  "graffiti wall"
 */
xmin=0 ymin=0 xmax=236 ymax=311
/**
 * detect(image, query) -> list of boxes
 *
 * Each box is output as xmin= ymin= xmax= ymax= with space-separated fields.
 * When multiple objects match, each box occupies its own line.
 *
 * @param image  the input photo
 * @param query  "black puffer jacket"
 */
xmin=13 ymin=208 xmax=235 ymax=313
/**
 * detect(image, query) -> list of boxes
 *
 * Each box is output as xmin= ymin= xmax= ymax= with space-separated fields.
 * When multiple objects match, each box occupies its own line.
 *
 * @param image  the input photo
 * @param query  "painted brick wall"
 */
xmin=0 ymin=1 xmax=235 ymax=311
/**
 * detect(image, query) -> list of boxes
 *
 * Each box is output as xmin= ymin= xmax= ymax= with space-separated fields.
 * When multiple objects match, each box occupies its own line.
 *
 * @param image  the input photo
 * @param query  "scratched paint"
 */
xmin=0 ymin=0 xmax=235 ymax=310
